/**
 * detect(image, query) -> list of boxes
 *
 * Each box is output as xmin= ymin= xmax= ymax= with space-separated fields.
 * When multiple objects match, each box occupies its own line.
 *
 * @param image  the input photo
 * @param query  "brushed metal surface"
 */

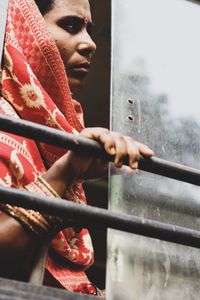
xmin=108 ymin=0 xmax=200 ymax=299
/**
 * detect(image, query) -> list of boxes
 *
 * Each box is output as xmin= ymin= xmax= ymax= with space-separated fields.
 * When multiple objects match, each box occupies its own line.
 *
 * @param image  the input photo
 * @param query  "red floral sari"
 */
xmin=0 ymin=0 xmax=96 ymax=294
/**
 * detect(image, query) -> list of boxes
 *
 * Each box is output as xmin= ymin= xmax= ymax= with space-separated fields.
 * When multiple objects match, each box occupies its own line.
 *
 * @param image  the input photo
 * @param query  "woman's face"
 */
xmin=43 ymin=0 xmax=96 ymax=92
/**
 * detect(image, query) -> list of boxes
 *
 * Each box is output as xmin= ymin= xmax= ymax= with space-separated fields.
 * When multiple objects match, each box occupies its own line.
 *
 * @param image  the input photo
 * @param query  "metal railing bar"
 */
xmin=0 ymin=186 xmax=200 ymax=249
xmin=0 ymin=115 xmax=200 ymax=186
xmin=139 ymin=156 xmax=200 ymax=186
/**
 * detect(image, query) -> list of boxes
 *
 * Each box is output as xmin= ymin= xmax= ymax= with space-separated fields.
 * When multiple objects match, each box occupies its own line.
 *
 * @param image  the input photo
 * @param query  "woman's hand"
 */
xmin=69 ymin=127 xmax=154 ymax=177
xmin=44 ymin=128 xmax=154 ymax=197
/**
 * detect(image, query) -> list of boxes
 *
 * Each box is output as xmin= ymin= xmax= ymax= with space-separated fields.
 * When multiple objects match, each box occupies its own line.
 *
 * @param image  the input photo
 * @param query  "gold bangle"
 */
xmin=37 ymin=176 xmax=60 ymax=197
xmin=0 ymin=204 xmax=47 ymax=237
xmin=1 ymin=177 xmax=62 ymax=237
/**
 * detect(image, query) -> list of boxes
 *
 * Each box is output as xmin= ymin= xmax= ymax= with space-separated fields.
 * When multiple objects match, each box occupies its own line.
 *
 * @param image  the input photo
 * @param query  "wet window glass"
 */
xmin=107 ymin=0 xmax=200 ymax=299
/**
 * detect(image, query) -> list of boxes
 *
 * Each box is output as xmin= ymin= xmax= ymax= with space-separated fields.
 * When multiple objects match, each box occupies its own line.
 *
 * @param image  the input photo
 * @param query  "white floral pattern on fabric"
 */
xmin=19 ymin=83 xmax=45 ymax=109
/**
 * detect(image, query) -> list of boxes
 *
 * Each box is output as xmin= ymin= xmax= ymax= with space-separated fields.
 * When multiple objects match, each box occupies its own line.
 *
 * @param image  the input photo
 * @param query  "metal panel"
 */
xmin=107 ymin=0 xmax=200 ymax=299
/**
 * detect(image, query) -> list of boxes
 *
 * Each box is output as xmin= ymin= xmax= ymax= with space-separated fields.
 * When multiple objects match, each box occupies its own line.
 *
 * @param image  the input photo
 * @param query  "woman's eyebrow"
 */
xmin=57 ymin=15 xmax=95 ymax=28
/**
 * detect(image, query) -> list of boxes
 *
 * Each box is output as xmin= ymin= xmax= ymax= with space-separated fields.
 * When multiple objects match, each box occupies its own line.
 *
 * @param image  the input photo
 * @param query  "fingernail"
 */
xmin=110 ymin=147 xmax=116 ymax=155
xmin=149 ymin=150 xmax=154 ymax=155
xmin=145 ymin=147 xmax=154 ymax=155
xmin=115 ymin=160 xmax=123 ymax=168
xmin=131 ymin=162 xmax=138 ymax=169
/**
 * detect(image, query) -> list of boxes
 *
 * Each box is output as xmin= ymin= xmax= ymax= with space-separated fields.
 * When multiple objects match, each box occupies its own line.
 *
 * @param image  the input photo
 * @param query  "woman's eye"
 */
xmin=64 ymin=22 xmax=81 ymax=34
xmin=58 ymin=18 xmax=82 ymax=34
xmin=57 ymin=17 xmax=94 ymax=36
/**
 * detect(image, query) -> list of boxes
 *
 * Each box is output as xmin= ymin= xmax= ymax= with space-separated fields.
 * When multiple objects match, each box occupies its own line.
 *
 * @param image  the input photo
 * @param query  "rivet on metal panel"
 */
xmin=128 ymin=99 xmax=135 ymax=105
xmin=128 ymin=115 xmax=134 ymax=121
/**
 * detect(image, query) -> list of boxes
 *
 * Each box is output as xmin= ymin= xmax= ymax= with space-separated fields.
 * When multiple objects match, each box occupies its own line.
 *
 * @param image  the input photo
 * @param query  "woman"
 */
xmin=0 ymin=0 xmax=154 ymax=296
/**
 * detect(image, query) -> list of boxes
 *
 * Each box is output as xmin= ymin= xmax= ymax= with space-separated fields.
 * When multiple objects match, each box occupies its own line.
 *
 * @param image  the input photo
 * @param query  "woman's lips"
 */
xmin=68 ymin=63 xmax=90 ymax=76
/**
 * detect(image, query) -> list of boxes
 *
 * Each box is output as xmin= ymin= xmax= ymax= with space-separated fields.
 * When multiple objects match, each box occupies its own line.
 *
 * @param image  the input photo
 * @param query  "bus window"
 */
xmin=108 ymin=1 xmax=200 ymax=299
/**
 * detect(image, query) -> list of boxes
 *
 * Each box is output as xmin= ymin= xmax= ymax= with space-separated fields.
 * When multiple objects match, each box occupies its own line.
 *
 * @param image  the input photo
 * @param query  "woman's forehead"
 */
xmin=52 ymin=0 xmax=91 ymax=17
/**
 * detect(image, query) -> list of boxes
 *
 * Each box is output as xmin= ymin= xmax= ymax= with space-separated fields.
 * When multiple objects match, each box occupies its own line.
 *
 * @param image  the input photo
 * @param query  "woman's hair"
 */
xmin=34 ymin=0 xmax=55 ymax=15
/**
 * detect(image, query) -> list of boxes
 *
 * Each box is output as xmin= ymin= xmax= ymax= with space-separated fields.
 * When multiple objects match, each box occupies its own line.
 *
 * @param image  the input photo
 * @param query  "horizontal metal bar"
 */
xmin=0 ymin=186 xmax=200 ymax=249
xmin=0 ymin=115 xmax=200 ymax=186
xmin=139 ymin=156 xmax=200 ymax=186
xmin=0 ymin=115 xmax=107 ymax=157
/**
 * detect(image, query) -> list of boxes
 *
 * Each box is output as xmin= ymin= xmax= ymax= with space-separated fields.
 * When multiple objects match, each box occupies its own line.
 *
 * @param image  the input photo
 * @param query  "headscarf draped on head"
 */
xmin=0 ymin=0 xmax=96 ymax=293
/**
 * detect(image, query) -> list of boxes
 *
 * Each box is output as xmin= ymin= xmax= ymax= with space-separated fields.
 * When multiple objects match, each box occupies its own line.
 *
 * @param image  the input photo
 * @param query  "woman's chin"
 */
xmin=68 ymin=78 xmax=85 ymax=93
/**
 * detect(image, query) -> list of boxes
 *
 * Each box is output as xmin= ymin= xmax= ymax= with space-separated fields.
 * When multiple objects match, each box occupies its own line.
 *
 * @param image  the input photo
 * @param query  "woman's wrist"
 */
xmin=43 ymin=151 xmax=77 ymax=197
xmin=0 ymin=176 xmax=64 ymax=239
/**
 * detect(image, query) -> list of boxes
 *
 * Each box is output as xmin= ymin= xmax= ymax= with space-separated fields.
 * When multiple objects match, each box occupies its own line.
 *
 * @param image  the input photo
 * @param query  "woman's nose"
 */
xmin=77 ymin=32 xmax=97 ymax=58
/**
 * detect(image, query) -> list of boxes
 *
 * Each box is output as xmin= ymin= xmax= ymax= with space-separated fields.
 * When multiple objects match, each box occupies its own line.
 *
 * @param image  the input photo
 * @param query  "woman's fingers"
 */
xmin=123 ymin=137 xmax=140 ymax=169
xmin=134 ymin=141 xmax=154 ymax=157
xmin=80 ymin=128 xmax=129 ymax=167
xmin=111 ymin=133 xmax=129 ymax=167
xmin=80 ymin=127 xmax=117 ymax=155
xmin=80 ymin=128 xmax=154 ymax=169
xmin=125 ymin=137 xmax=154 ymax=169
